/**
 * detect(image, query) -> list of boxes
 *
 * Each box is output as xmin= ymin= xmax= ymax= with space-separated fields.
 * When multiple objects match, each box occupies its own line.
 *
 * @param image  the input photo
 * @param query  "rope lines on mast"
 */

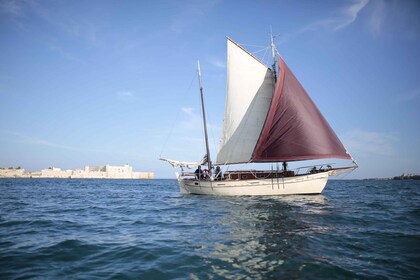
xmin=197 ymin=61 xmax=212 ymax=175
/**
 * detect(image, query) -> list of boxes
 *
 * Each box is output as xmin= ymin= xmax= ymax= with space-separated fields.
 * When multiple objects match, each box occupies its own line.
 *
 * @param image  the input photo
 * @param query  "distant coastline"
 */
xmin=0 ymin=165 xmax=154 ymax=179
xmin=365 ymin=173 xmax=420 ymax=180
xmin=392 ymin=173 xmax=420 ymax=180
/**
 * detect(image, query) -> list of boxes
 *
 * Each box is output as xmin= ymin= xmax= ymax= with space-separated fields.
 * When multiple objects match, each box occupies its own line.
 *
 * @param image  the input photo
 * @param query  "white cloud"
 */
xmin=210 ymin=58 xmax=226 ymax=69
xmin=397 ymin=88 xmax=420 ymax=102
xmin=0 ymin=130 xmax=79 ymax=151
xmin=280 ymin=0 xmax=370 ymax=44
xmin=179 ymin=107 xmax=201 ymax=130
xmin=342 ymin=129 xmax=398 ymax=157
xmin=181 ymin=107 xmax=195 ymax=116
xmin=3 ymin=1 xmax=100 ymax=47
xmin=170 ymin=0 xmax=221 ymax=34
xmin=182 ymin=136 xmax=204 ymax=144
xmin=117 ymin=91 xmax=134 ymax=101
xmin=0 ymin=0 xmax=23 ymax=16
xmin=334 ymin=0 xmax=370 ymax=30
xmin=0 ymin=130 xmax=136 ymax=157
xmin=368 ymin=0 xmax=385 ymax=35
xmin=47 ymin=43 xmax=84 ymax=63
xmin=279 ymin=19 xmax=334 ymax=43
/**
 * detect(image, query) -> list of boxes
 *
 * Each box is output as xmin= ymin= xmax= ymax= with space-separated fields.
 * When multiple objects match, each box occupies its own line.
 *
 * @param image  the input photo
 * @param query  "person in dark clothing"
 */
xmin=195 ymin=166 xmax=203 ymax=180
xmin=282 ymin=162 xmax=288 ymax=171
xmin=215 ymin=166 xmax=222 ymax=181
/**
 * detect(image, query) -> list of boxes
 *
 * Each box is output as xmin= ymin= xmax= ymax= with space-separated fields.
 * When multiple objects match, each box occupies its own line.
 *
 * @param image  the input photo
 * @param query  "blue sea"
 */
xmin=0 ymin=179 xmax=419 ymax=279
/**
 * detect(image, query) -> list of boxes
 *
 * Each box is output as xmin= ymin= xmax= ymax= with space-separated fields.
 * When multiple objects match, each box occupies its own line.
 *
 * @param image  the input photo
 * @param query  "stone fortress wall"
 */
xmin=0 ymin=165 xmax=154 ymax=179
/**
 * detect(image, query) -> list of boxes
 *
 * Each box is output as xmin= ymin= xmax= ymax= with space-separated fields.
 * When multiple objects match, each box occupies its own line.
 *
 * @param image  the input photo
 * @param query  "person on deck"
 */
xmin=215 ymin=166 xmax=222 ymax=181
xmin=203 ymin=169 xmax=209 ymax=180
xmin=282 ymin=162 xmax=288 ymax=172
xmin=195 ymin=166 xmax=203 ymax=180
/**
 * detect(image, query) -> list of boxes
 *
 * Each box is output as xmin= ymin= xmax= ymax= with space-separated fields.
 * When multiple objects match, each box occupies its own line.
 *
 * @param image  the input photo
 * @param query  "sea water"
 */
xmin=0 ymin=178 xmax=419 ymax=279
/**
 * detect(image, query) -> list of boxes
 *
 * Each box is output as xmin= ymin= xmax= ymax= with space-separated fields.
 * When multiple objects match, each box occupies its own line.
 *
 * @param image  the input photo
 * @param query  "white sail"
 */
xmin=216 ymin=38 xmax=275 ymax=164
xmin=159 ymin=157 xmax=206 ymax=169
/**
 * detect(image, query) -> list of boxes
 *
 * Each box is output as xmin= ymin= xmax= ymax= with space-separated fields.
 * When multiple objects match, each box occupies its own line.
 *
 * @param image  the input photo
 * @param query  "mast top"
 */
xmin=197 ymin=60 xmax=203 ymax=89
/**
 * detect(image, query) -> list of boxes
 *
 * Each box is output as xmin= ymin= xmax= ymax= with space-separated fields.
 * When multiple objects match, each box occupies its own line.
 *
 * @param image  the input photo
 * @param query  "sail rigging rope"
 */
xmin=238 ymin=41 xmax=274 ymax=67
xmin=239 ymin=43 xmax=267 ymax=48
xmin=240 ymin=38 xmax=280 ymax=68
xmin=335 ymin=166 xmax=357 ymax=179
xmin=249 ymin=167 xmax=273 ymax=179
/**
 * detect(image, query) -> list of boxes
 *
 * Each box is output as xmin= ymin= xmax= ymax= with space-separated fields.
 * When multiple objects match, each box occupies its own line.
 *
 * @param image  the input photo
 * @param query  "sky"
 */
xmin=0 ymin=0 xmax=419 ymax=179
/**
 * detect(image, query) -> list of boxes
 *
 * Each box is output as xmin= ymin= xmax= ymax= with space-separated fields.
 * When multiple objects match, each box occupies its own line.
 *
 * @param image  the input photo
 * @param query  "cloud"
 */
xmin=280 ymin=0 xmax=370 ymax=43
xmin=279 ymin=19 xmax=335 ymax=43
xmin=368 ymin=0 xmax=385 ymax=35
xmin=181 ymin=107 xmax=195 ymax=116
xmin=368 ymin=0 xmax=420 ymax=40
xmin=0 ymin=130 xmax=79 ymax=151
xmin=210 ymin=58 xmax=226 ymax=69
xmin=170 ymin=0 xmax=221 ymax=34
xmin=0 ymin=0 xmax=23 ymax=16
xmin=0 ymin=130 xmax=136 ymax=157
xmin=3 ymin=0 xmax=100 ymax=47
xmin=182 ymin=136 xmax=204 ymax=145
xmin=38 ymin=7 xmax=99 ymax=46
xmin=117 ymin=91 xmax=135 ymax=101
xmin=179 ymin=107 xmax=201 ymax=130
xmin=47 ymin=43 xmax=85 ymax=63
xmin=334 ymin=0 xmax=370 ymax=30
xmin=397 ymin=88 xmax=420 ymax=102
xmin=342 ymin=129 xmax=398 ymax=157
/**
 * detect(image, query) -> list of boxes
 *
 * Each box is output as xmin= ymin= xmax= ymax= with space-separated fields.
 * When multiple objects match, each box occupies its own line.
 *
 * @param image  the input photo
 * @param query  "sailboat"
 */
xmin=161 ymin=36 xmax=357 ymax=195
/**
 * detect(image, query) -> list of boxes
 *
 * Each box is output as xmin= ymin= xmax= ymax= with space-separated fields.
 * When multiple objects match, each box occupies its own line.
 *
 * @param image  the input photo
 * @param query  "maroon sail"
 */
xmin=252 ymin=56 xmax=351 ymax=162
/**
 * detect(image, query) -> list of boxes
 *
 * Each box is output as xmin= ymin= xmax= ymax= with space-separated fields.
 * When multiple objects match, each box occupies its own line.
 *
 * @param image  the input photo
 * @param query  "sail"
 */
xmin=216 ymin=38 xmax=275 ymax=164
xmin=159 ymin=156 xmax=207 ymax=169
xmin=252 ymin=56 xmax=351 ymax=162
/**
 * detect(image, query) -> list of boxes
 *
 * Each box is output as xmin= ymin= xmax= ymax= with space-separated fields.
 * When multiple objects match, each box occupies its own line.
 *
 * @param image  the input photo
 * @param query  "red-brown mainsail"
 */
xmin=252 ymin=56 xmax=351 ymax=162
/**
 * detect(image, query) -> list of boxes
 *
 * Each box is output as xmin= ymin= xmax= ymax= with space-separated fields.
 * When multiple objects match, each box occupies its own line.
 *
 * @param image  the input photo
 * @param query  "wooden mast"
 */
xmin=270 ymin=28 xmax=277 ymax=82
xmin=197 ymin=61 xmax=212 ymax=176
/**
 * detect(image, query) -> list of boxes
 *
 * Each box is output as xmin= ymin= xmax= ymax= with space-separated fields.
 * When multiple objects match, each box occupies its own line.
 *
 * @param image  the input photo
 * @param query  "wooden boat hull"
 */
xmin=177 ymin=171 xmax=329 ymax=196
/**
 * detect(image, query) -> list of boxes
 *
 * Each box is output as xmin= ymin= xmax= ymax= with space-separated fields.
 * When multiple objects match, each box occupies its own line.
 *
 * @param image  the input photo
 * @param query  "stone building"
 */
xmin=0 ymin=165 xmax=154 ymax=179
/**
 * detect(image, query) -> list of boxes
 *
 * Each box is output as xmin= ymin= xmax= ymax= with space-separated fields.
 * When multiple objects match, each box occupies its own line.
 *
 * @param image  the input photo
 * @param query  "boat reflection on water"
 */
xmin=192 ymin=195 xmax=332 ymax=278
xmin=270 ymin=194 xmax=327 ymax=205
xmin=274 ymin=194 xmax=330 ymax=215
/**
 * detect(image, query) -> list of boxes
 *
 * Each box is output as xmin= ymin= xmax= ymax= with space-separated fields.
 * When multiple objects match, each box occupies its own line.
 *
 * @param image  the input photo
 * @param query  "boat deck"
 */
xmin=181 ymin=168 xmax=332 ymax=182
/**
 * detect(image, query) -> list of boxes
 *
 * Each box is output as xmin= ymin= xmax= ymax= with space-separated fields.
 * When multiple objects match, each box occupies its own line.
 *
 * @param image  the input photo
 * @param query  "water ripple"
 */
xmin=0 ymin=178 xmax=419 ymax=279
